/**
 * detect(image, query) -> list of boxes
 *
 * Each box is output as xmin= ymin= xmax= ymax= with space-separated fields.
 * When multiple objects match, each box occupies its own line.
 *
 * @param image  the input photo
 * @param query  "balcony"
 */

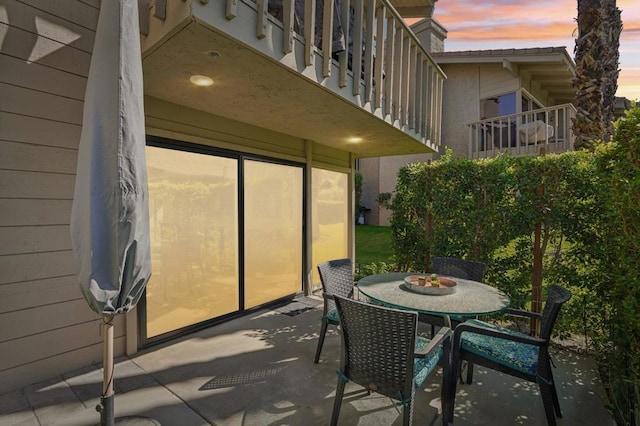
xmin=139 ymin=0 xmax=445 ymax=157
xmin=468 ymin=104 xmax=576 ymax=159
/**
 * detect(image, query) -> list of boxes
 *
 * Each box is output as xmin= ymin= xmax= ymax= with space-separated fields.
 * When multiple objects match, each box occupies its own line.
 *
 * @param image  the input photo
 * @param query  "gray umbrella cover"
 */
xmin=70 ymin=0 xmax=152 ymax=316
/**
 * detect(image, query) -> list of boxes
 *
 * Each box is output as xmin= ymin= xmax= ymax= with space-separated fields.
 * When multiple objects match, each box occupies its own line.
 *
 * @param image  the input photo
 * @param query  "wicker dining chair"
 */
xmin=432 ymin=257 xmax=487 ymax=282
xmin=313 ymin=258 xmax=355 ymax=364
xmin=421 ymin=257 xmax=489 ymax=335
xmin=331 ymin=295 xmax=452 ymax=426
xmin=448 ymin=284 xmax=572 ymax=426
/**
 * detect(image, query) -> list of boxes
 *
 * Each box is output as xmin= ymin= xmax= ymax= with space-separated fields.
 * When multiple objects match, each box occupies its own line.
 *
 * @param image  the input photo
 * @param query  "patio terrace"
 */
xmin=0 ymin=296 xmax=614 ymax=425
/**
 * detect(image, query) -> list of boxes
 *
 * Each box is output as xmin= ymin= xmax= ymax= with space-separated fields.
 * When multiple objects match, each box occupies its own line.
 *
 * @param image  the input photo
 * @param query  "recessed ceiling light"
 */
xmin=347 ymin=137 xmax=363 ymax=143
xmin=190 ymin=75 xmax=214 ymax=87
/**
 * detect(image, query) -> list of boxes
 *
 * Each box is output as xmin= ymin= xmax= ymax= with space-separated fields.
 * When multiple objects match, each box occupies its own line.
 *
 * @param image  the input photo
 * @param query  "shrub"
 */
xmin=386 ymin=105 xmax=640 ymax=423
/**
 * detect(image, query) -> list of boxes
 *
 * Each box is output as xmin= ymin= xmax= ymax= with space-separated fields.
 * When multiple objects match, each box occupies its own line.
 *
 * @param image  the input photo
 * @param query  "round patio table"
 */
xmin=357 ymin=272 xmax=510 ymax=327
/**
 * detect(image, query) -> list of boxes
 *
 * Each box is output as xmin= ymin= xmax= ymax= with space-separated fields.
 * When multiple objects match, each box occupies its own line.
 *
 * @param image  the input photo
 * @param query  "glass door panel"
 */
xmin=145 ymin=146 xmax=239 ymax=337
xmin=244 ymin=160 xmax=303 ymax=308
xmin=311 ymin=169 xmax=349 ymax=285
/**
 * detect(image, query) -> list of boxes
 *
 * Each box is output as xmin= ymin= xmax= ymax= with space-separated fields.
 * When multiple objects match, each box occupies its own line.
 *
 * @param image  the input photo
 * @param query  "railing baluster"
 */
xmin=433 ymin=70 xmax=444 ymax=145
xmin=256 ymin=0 xmax=268 ymax=39
xmin=420 ymin=60 xmax=429 ymax=139
xmin=154 ymin=0 xmax=167 ymax=20
xmin=469 ymin=125 xmax=474 ymax=158
xmin=408 ymin=44 xmax=417 ymax=130
xmin=352 ymin=0 xmax=364 ymax=96
xmin=139 ymin=0 xmax=150 ymax=35
xmin=226 ymin=0 xmax=238 ymax=19
xmin=283 ymin=0 xmax=295 ymax=53
xmin=304 ymin=0 xmax=316 ymax=66
xmin=414 ymin=53 xmax=423 ymax=133
xmin=423 ymin=63 xmax=431 ymax=139
xmin=374 ymin=5 xmax=385 ymax=111
xmin=400 ymin=33 xmax=410 ymax=127
xmin=392 ymin=26 xmax=403 ymax=123
xmin=384 ymin=16 xmax=395 ymax=120
xmin=545 ymin=110 xmax=550 ymax=148
xmin=322 ymin=0 xmax=334 ymax=77
xmin=363 ymin=0 xmax=375 ymax=103
xmin=338 ymin=0 xmax=350 ymax=88
xmin=553 ymin=109 xmax=557 ymax=147
xmin=431 ymin=69 xmax=438 ymax=142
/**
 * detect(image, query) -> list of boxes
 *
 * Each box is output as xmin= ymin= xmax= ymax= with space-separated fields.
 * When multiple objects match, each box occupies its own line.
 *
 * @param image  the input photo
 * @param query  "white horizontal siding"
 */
xmin=1 ymin=83 xmax=84 ymax=124
xmin=0 ymin=141 xmax=77 ymax=174
xmin=0 ymin=251 xmax=76 ymax=286
xmin=1 ymin=299 xmax=97 ymax=342
xmin=0 ymin=225 xmax=72 ymax=255
xmin=0 ymin=317 xmax=112 ymax=372
xmin=0 ymin=112 xmax=81 ymax=148
xmin=0 ymin=54 xmax=87 ymax=99
xmin=0 ymin=170 xmax=76 ymax=199
xmin=0 ymin=276 xmax=78 ymax=312
xmin=0 ymin=0 xmax=97 ymax=53
xmin=0 ymin=22 xmax=92 ymax=75
xmin=0 ymin=0 xmax=115 ymax=395
xmin=0 ymin=199 xmax=73 ymax=226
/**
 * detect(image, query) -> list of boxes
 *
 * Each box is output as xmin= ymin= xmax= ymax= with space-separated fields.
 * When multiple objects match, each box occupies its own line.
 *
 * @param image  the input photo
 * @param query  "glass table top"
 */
xmin=357 ymin=272 xmax=510 ymax=316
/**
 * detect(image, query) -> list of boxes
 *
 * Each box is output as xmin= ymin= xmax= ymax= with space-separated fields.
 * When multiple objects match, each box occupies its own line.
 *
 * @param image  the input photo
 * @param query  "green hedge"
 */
xmin=387 ymin=105 xmax=640 ymax=424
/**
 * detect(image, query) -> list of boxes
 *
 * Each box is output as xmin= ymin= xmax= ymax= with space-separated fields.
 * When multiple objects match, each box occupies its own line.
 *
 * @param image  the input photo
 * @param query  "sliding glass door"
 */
xmin=311 ymin=168 xmax=349 ymax=285
xmin=244 ymin=160 xmax=303 ymax=309
xmin=143 ymin=143 xmax=304 ymax=341
xmin=145 ymin=146 xmax=239 ymax=338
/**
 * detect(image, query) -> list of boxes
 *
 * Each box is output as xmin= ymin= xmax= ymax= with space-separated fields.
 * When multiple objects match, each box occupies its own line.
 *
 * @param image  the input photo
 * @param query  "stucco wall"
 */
xmin=358 ymin=158 xmax=381 ymax=225
xmin=439 ymin=64 xmax=481 ymax=157
xmin=439 ymin=63 xmax=519 ymax=158
xmin=359 ymin=154 xmax=431 ymax=226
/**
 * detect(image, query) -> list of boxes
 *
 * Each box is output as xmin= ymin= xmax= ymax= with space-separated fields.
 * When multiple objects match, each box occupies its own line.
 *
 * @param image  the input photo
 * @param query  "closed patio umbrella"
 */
xmin=70 ymin=1 xmax=151 ymax=425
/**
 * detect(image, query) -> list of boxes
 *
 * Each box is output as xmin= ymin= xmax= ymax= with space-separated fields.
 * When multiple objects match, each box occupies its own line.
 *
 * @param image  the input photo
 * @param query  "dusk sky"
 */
xmin=430 ymin=0 xmax=640 ymax=101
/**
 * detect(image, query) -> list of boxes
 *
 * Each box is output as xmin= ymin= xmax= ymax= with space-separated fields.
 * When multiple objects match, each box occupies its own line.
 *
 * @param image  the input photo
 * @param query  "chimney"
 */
xmin=411 ymin=18 xmax=448 ymax=53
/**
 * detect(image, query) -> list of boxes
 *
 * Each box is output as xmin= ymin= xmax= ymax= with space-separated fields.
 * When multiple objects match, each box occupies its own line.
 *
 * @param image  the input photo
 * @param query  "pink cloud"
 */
xmin=427 ymin=0 xmax=640 ymax=99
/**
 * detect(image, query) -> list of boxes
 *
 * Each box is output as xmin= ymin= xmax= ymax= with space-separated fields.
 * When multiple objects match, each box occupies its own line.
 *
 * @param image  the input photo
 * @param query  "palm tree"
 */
xmin=573 ymin=0 xmax=605 ymax=150
xmin=601 ymin=0 xmax=622 ymax=142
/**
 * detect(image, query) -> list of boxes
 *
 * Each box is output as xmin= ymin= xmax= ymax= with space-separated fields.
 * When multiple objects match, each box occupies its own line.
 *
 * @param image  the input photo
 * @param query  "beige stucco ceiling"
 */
xmin=141 ymin=18 xmax=435 ymax=158
xmin=389 ymin=0 xmax=437 ymax=18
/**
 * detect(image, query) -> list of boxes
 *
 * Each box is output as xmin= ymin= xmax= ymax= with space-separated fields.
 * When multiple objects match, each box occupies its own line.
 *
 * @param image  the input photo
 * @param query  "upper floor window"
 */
xmin=480 ymin=92 xmax=516 ymax=119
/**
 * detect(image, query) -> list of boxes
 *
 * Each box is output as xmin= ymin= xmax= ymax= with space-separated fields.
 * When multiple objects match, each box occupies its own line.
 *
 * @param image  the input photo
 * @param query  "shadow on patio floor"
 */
xmin=0 ymin=296 xmax=615 ymax=425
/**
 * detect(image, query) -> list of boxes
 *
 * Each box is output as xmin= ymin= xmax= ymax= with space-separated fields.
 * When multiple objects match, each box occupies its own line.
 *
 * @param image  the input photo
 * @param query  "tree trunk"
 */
xmin=601 ymin=0 xmax=622 ymax=142
xmin=572 ymin=0 xmax=606 ymax=150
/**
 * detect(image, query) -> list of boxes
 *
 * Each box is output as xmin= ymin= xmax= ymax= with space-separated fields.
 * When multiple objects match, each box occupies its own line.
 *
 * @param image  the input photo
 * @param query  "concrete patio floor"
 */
xmin=0 ymin=296 xmax=615 ymax=425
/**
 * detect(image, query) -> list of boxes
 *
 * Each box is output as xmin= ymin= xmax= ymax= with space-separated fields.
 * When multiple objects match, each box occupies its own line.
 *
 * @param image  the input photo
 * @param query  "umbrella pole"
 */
xmin=99 ymin=315 xmax=115 ymax=426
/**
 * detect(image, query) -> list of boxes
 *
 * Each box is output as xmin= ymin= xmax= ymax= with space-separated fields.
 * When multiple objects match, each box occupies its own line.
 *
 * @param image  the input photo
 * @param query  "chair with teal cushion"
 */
xmin=313 ymin=258 xmax=355 ymax=364
xmin=331 ymin=295 xmax=452 ymax=426
xmin=432 ymin=257 xmax=487 ymax=282
xmin=448 ymin=284 xmax=572 ymax=426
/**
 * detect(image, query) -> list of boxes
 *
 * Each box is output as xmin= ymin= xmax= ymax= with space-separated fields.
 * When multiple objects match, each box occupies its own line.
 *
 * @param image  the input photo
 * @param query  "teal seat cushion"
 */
xmin=460 ymin=319 xmax=539 ymax=376
xmin=326 ymin=308 xmax=339 ymax=322
xmin=423 ymin=313 xmax=469 ymax=323
xmin=413 ymin=336 xmax=443 ymax=388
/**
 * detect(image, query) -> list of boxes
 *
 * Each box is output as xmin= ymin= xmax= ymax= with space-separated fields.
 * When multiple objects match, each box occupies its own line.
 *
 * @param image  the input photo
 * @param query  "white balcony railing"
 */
xmin=141 ymin=0 xmax=446 ymax=148
xmin=468 ymin=104 xmax=576 ymax=159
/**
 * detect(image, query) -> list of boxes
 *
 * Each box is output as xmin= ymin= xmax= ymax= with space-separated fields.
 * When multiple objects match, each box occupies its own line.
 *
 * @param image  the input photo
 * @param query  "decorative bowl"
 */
xmin=402 ymin=275 xmax=457 ymax=295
